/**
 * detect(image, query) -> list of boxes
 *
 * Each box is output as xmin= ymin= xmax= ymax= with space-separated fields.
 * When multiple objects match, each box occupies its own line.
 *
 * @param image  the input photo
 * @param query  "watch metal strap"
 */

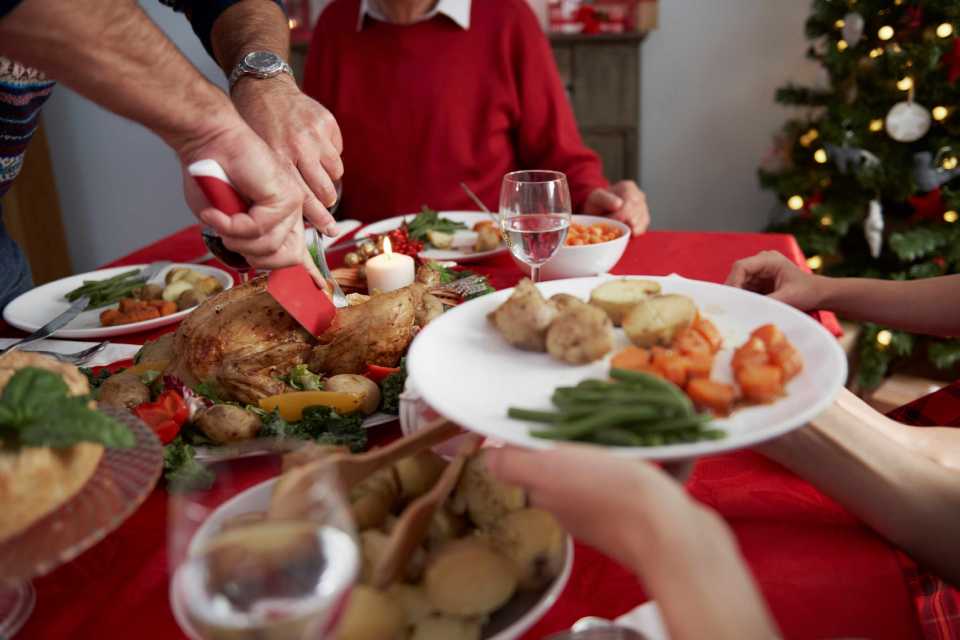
xmin=228 ymin=60 xmax=294 ymax=88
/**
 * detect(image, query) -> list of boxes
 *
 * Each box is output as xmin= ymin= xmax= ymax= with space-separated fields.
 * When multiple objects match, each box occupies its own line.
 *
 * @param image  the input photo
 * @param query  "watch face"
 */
xmin=244 ymin=51 xmax=283 ymax=74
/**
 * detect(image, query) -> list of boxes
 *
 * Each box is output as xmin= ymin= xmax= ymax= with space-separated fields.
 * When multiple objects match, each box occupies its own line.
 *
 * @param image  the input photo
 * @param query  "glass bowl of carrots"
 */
xmin=511 ymin=215 xmax=630 ymax=281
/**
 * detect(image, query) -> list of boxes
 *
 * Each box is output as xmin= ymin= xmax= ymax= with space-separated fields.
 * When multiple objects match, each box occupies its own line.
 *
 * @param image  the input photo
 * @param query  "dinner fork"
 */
xmin=313 ymin=236 xmax=348 ymax=308
xmin=22 ymin=341 xmax=111 ymax=365
xmin=441 ymin=274 xmax=490 ymax=298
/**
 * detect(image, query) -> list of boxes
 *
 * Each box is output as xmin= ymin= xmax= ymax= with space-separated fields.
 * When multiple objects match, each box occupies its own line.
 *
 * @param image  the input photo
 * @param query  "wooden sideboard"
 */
xmin=290 ymin=31 xmax=644 ymax=183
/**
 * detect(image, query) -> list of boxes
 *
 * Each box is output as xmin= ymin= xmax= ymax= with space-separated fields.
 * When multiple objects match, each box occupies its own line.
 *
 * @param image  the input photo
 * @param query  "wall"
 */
xmin=44 ymin=1 xmax=226 ymax=272
xmin=45 ymin=0 xmax=818 ymax=270
xmin=640 ymin=0 xmax=818 ymax=231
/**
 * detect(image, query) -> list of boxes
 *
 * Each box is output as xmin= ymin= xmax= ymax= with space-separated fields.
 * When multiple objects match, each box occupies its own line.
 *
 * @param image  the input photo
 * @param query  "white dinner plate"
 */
xmin=174 ymin=476 xmax=573 ymax=640
xmin=407 ymin=275 xmax=847 ymax=461
xmin=355 ymin=211 xmax=508 ymax=262
xmin=3 ymin=263 xmax=234 ymax=339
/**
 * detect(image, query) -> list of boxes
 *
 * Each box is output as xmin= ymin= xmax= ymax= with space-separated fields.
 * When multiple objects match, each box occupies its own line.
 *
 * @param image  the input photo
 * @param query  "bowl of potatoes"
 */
xmin=512 ymin=215 xmax=630 ymax=281
xmin=177 ymin=447 xmax=573 ymax=640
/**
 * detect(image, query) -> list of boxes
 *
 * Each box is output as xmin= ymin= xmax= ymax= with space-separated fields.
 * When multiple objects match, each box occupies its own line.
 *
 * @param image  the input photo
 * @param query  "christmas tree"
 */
xmin=761 ymin=0 xmax=960 ymax=389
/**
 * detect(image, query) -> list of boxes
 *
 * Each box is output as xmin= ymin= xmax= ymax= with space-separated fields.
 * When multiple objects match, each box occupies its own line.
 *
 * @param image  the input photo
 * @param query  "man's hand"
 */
xmin=584 ymin=180 xmax=650 ymax=235
xmin=725 ymin=250 xmax=826 ymax=311
xmin=178 ymin=114 xmax=320 ymax=276
xmin=231 ymin=75 xmax=342 ymax=237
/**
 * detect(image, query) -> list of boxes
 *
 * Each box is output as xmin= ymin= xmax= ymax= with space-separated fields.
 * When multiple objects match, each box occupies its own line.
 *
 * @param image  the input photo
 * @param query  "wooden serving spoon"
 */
xmin=371 ymin=433 xmax=483 ymax=589
xmin=269 ymin=419 xmax=462 ymax=520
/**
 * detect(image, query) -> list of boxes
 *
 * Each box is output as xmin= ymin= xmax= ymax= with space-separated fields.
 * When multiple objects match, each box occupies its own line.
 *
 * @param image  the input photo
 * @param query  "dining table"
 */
xmin=4 ymin=224 xmax=955 ymax=640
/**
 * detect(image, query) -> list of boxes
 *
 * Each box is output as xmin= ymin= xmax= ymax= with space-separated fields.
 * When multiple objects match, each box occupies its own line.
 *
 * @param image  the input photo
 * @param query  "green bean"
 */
xmin=532 ymin=405 xmax=672 ymax=440
xmin=591 ymin=428 xmax=645 ymax=446
xmin=507 ymin=408 xmax=566 ymax=423
xmin=609 ymin=369 xmax=694 ymax=415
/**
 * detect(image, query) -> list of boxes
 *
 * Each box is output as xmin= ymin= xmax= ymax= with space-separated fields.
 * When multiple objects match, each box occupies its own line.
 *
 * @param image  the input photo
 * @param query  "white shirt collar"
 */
xmin=357 ymin=0 xmax=471 ymax=31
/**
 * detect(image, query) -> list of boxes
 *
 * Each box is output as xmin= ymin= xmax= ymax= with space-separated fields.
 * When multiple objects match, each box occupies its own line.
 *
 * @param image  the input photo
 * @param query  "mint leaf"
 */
xmin=2 ymin=368 xmax=69 ymax=419
xmin=19 ymin=397 xmax=135 ymax=448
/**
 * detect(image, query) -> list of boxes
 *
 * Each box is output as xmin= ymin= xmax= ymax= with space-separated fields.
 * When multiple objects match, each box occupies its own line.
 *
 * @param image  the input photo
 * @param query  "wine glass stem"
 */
xmin=531 ymin=265 xmax=541 ymax=283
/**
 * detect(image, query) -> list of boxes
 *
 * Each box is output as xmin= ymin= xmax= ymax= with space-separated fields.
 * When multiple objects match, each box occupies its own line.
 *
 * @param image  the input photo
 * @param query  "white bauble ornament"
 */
xmin=885 ymin=101 xmax=931 ymax=142
xmin=842 ymin=12 xmax=865 ymax=46
xmin=864 ymin=200 xmax=884 ymax=259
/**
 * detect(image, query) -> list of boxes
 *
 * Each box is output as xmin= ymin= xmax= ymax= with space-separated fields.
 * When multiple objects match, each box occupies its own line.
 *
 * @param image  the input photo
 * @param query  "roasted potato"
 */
xmin=351 ymin=467 xmax=400 ymax=529
xmin=135 ymin=283 xmax=164 ymax=301
xmin=97 ymin=372 xmax=150 ymax=409
xmin=411 ymin=615 xmax=482 ymax=640
xmin=424 ymin=538 xmax=518 ymax=616
xmin=474 ymin=225 xmax=501 ymax=252
xmin=176 ymin=288 xmax=207 ymax=311
xmin=194 ymin=405 xmax=262 ymax=444
xmin=623 ymin=294 xmax=698 ymax=348
xmin=336 ymin=586 xmax=407 ymax=640
xmin=426 ymin=230 xmax=454 ymax=249
xmin=395 ymin=450 xmax=447 ymax=501
xmin=589 ymin=279 xmax=661 ymax=326
xmin=545 ymin=302 xmax=614 ymax=364
xmin=451 ymin=452 xmax=525 ymax=529
xmin=488 ymin=279 xmax=557 ymax=352
xmin=135 ymin=333 xmax=174 ymax=365
xmin=387 ymin=584 xmax=436 ymax=626
xmin=165 ymin=267 xmax=193 ymax=285
xmin=416 ymin=293 xmax=444 ymax=327
xmin=162 ymin=279 xmax=194 ymax=303
xmin=325 ymin=374 xmax=381 ymax=415
xmin=193 ymin=275 xmax=223 ymax=296
xmin=491 ymin=508 xmax=565 ymax=590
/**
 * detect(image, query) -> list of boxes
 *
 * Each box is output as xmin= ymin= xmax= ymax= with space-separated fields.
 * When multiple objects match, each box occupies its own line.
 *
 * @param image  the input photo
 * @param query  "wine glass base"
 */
xmin=0 ymin=582 xmax=36 ymax=638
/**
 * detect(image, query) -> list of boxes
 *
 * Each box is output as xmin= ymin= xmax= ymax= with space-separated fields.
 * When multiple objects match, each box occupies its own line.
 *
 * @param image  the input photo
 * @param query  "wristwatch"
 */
xmin=228 ymin=51 xmax=294 ymax=89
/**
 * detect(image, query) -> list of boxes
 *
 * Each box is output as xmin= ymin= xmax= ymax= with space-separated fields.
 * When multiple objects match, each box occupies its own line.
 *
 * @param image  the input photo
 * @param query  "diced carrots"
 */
xmin=770 ymin=343 xmax=803 ymax=381
xmin=736 ymin=365 xmax=784 ymax=403
xmin=100 ymin=309 xmax=121 ymax=325
xmin=750 ymin=324 xmax=786 ymax=350
xmin=687 ymin=378 xmax=737 ymax=415
xmin=611 ymin=346 xmax=651 ymax=371
xmin=564 ymin=222 xmax=623 ymax=246
xmin=692 ymin=316 xmax=723 ymax=353
xmin=100 ymin=296 xmax=178 ymax=326
xmin=731 ymin=337 xmax=768 ymax=371
xmin=651 ymin=348 xmax=690 ymax=387
xmin=685 ymin=351 xmax=714 ymax=379
xmin=118 ymin=297 xmax=140 ymax=313
xmin=674 ymin=328 xmax=712 ymax=359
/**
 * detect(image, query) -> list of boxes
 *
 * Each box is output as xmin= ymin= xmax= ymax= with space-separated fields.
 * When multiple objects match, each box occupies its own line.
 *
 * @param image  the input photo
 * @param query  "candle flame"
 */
xmin=383 ymin=236 xmax=393 ymax=256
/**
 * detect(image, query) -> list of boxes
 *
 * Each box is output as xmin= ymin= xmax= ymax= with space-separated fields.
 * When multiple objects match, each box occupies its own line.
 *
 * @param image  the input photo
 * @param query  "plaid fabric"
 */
xmin=887 ymin=383 xmax=960 ymax=639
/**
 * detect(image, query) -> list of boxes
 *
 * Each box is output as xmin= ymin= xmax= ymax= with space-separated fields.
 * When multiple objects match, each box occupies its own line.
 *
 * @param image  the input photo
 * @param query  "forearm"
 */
xmin=817 ymin=274 xmax=960 ymax=336
xmin=0 ymin=0 xmax=237 ymax=155
xmin=757 ymin=390 xmax=960 ymax=584
xmin=624 ymin=482 xmax=778 ymax=639
xmin=210 ymin=0 xmax=289 ymax=75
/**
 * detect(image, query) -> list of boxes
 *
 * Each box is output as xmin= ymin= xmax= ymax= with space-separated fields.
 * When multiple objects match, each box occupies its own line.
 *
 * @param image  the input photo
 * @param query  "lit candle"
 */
xmin=365 ymin=237 xmax=416 ymax=293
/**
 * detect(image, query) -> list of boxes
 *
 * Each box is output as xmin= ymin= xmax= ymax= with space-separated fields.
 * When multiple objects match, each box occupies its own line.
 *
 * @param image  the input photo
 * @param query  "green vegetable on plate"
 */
xmin=406 ymin=206 xmax=467 ymax=242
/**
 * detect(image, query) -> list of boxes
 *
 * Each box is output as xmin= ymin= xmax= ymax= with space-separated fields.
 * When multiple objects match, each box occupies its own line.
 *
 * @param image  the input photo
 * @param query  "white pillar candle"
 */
xmin=365 ymin=238 xmax=416 ymax=293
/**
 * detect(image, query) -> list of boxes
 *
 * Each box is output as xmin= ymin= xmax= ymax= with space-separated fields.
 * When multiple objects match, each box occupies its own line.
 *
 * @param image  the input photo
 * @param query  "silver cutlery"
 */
xmin=313 ymin=237 xmax=348 ymax=308
xmin=189 ymin=251 xmax=214 ymax=264
xmin=0 ymin=295 xmax=91 ymax=356
xmin=22 ymin=341 xmax=111 ymax=365
xmin=546 ymin=617 xmax=648 ymax=640
xmin=441 ymin=274 xmax=490 ymax=298
xmin=459 ymin=181 xmax=500 ymax=225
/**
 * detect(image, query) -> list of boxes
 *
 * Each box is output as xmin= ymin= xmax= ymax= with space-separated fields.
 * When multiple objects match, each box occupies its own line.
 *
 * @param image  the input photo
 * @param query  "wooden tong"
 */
xmin=270 ymin=419 xmax=462 ymax=520
xmin=371 ymin=433 xmax=483 ymax=589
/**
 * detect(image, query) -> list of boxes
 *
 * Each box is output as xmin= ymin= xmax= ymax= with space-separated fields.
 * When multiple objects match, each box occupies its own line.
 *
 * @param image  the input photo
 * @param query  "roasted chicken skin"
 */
xmin=166 ymin=277 xmax=431 ymax=404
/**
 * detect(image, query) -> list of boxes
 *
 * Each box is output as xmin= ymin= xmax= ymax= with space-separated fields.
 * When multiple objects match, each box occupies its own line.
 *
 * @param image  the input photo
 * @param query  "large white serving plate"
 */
xmin=408 ymin=274 xmax=847 ymax=461
xmin=355 ymin=211 xmax=508 ymax=262
xmin=3 ymin=263 xmax=233 ymax=339
xmin=173 ymin=477 xmax=573 ymax=640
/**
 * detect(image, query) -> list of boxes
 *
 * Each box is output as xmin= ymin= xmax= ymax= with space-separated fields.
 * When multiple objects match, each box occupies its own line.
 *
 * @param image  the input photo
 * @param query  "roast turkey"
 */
xmin=166 ymin=276 xmax=434 ymax=404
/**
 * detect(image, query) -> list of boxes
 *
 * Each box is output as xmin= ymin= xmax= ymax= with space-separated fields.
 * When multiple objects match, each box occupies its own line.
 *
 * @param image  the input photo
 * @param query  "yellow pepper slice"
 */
xmin=125 ymin=360 xmax=170 ymax=376
xmin=258 ymin=390 xmax=362 ymax=421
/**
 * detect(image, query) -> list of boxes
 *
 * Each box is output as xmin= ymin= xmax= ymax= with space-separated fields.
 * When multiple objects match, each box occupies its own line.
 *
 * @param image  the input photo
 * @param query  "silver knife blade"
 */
xmin=0 ymin=295 xmax=91 ymax=356
xmin=140 ymin=260 xmax=172 ymax=283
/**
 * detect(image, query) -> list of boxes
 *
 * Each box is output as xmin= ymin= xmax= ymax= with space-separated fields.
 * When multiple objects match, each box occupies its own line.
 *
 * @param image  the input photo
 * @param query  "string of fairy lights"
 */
xmin=781 ymin=12 xmax=960 ymax=280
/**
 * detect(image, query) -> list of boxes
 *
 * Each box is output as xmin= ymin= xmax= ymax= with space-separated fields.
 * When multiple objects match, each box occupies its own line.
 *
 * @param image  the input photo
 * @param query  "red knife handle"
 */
xmin=187 ymin=159 xmax=248 ymax=215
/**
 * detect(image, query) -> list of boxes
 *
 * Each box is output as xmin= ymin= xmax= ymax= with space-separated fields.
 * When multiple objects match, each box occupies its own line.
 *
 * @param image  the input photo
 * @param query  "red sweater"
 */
xmin=304 ymin=0 xmax=608 ymax=224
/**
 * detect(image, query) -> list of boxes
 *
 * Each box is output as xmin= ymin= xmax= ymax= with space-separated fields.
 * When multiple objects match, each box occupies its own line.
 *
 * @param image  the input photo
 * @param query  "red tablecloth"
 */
xmin=12 ymin=227 xmax=927 ymax=640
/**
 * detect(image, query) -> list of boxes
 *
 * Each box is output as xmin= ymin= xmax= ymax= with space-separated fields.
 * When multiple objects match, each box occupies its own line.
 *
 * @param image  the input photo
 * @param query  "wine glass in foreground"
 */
xmin=499 ymin=170 xmax=572 ymax=283
xmin=169 ymin=451 xmax=359 ymax=640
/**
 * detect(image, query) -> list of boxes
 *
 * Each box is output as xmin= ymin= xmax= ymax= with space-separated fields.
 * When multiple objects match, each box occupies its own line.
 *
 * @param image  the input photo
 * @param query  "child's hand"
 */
xmin=726 ymin=250 xmax=826 ymax=311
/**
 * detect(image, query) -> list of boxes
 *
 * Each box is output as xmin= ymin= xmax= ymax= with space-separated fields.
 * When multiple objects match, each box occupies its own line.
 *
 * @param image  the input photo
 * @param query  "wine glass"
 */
xmin=169 ymin=450 xmax=359 ymax=640
xmin=499 ymin=170 xmax=572 ymax=283
xmin=201 ymin=227 xmax=255 ymax=282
